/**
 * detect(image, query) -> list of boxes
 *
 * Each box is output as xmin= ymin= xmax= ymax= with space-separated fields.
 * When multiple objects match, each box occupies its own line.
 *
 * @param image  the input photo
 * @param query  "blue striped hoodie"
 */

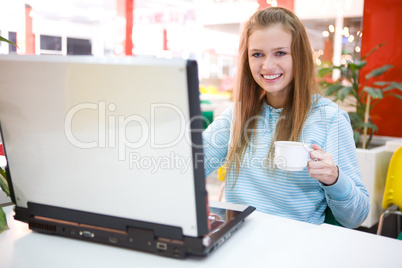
xmin=203 ymin=95 xmax=369 ymax=228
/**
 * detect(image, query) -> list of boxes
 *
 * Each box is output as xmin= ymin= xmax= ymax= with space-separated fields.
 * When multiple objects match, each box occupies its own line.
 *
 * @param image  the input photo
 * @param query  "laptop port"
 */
xmin=79 ymin=230 xmax=95 ymax=238
xmin=109 ymin=237 xmax=118 ymax=243
xmin=156 ymin=242 xmax=167 ymax=251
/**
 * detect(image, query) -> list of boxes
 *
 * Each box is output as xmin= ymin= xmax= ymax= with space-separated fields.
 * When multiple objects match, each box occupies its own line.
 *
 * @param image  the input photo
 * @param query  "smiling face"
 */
xmin=248 ymin=24 xmax=294 ymax=108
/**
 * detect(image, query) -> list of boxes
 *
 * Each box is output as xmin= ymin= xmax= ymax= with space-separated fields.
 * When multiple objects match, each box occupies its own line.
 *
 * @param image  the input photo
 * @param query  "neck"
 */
xmin=265 ymin=93 xmax=287 ymax=109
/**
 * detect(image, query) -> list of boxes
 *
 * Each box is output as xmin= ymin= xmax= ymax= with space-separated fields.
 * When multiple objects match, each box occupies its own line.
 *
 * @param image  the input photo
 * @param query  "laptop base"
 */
xmin=14 ymin=203 xmax=255 ymax=259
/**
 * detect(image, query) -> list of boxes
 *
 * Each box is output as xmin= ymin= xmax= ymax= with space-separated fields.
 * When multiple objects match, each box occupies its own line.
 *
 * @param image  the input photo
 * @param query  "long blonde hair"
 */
xmin=226 ymin=7 xmax=320 ymax=180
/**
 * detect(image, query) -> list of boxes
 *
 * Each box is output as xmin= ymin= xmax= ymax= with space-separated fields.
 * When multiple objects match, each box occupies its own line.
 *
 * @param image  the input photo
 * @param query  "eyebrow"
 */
xmin=248 ymin=47 xmax=290 ymax=52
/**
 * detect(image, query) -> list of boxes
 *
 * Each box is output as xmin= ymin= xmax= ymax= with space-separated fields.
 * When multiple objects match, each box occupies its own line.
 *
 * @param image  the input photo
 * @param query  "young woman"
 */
xmin=202 ymin=7 xmax=369 ymax=228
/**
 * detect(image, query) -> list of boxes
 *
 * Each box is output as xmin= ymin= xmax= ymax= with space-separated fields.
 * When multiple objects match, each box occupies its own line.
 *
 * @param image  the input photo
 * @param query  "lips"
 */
xmin=262 ymin=74 xmax=282 ymax=80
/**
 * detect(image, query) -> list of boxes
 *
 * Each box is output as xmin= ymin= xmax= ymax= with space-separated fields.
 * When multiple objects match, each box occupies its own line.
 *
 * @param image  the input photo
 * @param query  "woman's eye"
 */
xmin=252 ymin=52 xmax=263 ymax=58
xmin=276 ymin=51 xmax=286 ymax=56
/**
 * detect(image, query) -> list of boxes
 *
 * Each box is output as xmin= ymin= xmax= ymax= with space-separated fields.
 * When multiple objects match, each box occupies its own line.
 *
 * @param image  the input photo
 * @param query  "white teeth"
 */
xmin=263 ymin=74 xmax=281 ymax=80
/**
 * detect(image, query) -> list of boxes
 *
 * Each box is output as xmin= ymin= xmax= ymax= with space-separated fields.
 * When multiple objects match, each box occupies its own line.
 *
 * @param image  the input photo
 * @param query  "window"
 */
xmin=40 ymin=35 xmax=62 ymax=51
xmin=67 ymin=38 xmax=92 ymax=55
xmin=8 ymin=32 xmax=17 ymax=53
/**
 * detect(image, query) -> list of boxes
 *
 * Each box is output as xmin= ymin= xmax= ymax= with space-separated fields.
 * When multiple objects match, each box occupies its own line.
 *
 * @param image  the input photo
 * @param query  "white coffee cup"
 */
xmin=274 ymin=141 xmax=311 ymax=171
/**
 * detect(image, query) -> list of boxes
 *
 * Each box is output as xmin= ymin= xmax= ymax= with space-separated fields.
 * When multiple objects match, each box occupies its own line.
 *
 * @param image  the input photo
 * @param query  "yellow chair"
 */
xmin=217 ymin=165 xmax=226 ymax=201
xmin=377 ymin=146 xmax=402 ymax=238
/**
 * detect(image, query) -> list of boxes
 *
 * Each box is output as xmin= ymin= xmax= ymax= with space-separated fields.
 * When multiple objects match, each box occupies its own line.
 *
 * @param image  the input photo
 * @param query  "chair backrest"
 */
xmin=382 ymin=146 xmax=402 ymax=209
xmin=324 ymin=206 xmax=343 ymax=227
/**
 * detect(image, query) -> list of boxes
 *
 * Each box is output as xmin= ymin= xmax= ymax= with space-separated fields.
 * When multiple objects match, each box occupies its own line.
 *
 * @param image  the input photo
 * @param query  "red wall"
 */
xmin=125 ymin=0 xmax=134 ymax=55
xmin=25 ymin=4 xmax=35 ymax=54
xmin=116 ymin=0 xmax=134 ymax=56
xmin=360 ymin=0 xmax=402 ymax=137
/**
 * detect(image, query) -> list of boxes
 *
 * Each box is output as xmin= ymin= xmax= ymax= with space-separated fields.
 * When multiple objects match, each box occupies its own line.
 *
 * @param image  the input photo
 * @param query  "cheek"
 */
xmin=288 ymin=65 xmax=294 ymax=79
xmin=286 ymin=60 xmax=294 ymax=76
xmin=248 ymin=60 xmax=259 ymax=77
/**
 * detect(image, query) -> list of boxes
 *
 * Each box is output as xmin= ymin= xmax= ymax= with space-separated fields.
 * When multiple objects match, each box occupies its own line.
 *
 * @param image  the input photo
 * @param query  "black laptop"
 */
xmin=0 ymin=55 xmax=254 ymax=258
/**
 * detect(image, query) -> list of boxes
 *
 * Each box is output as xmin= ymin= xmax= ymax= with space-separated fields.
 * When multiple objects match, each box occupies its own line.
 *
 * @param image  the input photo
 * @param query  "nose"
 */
xmin=262 ymin=57 xmax=276 ymax=70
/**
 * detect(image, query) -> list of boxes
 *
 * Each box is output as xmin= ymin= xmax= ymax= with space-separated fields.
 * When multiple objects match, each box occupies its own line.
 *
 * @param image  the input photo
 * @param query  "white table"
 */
xmin=1 ymin=205 xmax=402 ymax=268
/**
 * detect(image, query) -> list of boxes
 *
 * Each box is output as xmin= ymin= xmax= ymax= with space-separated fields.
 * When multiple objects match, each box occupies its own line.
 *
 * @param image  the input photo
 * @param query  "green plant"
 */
xmin=0 ymin=35 xmax=17 ymax=47
xmin=318 ymin=42 xmax=402 ymax=149
xmin=0 ymin=35 xmax=16 ymax=233
xmin=0 ymin=167 xmax=9 ymax=233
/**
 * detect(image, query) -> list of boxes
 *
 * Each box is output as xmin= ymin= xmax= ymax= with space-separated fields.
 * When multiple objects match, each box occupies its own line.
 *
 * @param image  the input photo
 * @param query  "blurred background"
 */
xmin=0 ymin=0 xmax=369 ymax=203
xmin=0 ymin=0 xmax=365 ymax=97
xmin=2 ymin=0 xmax=402 ymax=236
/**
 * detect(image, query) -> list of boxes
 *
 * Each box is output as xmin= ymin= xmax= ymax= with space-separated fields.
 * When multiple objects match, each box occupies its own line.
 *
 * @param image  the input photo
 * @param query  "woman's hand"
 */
xmin=308 ymin=144 xmax=339 ymax=186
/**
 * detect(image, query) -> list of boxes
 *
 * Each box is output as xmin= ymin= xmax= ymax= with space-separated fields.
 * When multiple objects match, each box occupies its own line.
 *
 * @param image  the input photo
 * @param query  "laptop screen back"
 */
xmin=0 ymin=55 xmax=208 ymax=237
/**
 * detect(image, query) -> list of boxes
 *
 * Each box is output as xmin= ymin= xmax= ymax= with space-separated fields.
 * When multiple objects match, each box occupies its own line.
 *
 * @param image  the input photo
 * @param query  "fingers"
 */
xmin=310 ymin=144 xmax=326 ymax=161
xmin=308 ymin=144 xmax=338 ymax=185
xmin=308 ymin=153 xmax=334 ymax=168
xmin=308 ymin=163 xmax=339 ymax=185
xmin=308 ymin=165 xmax=338 ymax=185
xmin=311 ymin=143 xmax=323 ymax=151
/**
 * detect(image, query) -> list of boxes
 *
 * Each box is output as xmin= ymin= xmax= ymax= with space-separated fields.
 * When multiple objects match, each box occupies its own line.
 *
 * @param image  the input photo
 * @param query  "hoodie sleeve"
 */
xmin=320 ymin=110 xmax=370 ymax=228
xmin=202 ymin=105 xmax=233 ymax=178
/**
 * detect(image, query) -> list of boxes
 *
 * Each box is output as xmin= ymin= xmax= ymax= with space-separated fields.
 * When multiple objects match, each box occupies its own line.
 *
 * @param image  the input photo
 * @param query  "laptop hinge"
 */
xmin=14 ymin=206 xmax=31 ymax=223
